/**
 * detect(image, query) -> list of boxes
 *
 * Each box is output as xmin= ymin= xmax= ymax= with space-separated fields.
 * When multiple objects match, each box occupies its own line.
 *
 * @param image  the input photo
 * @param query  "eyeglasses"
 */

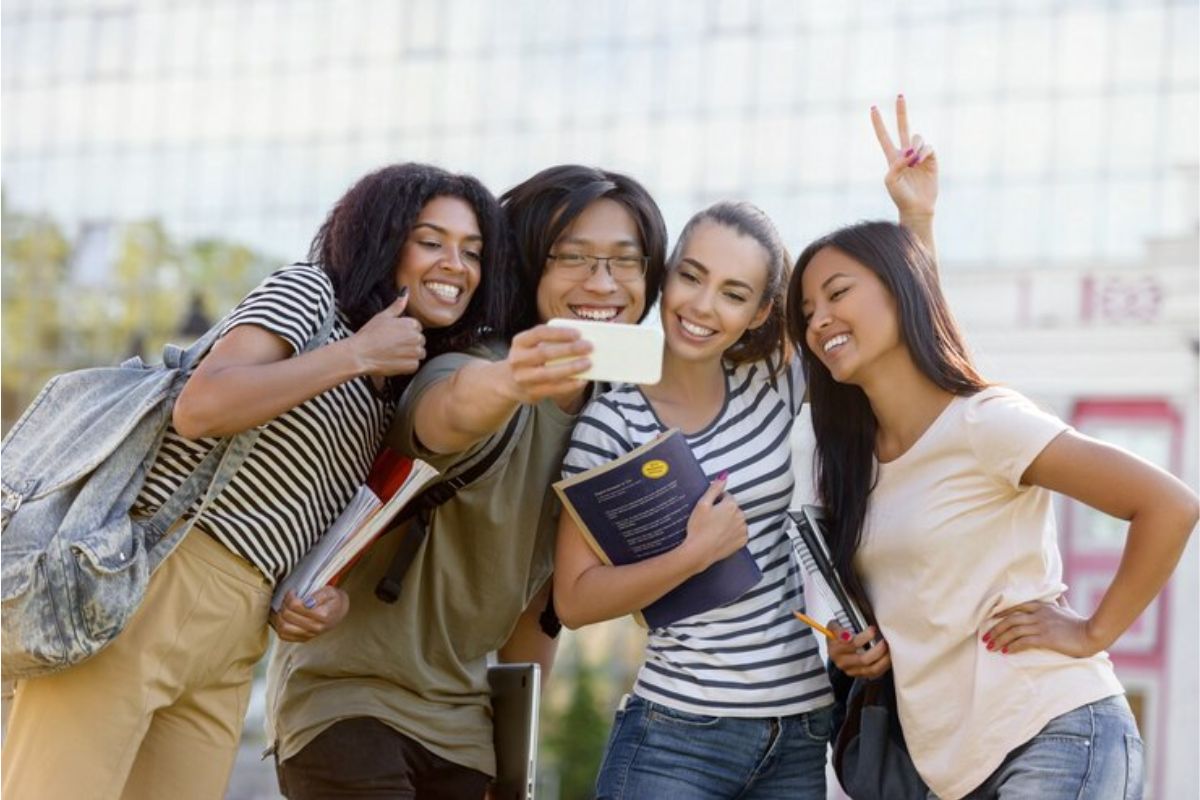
xmin=545 ymin=253 xmax=649 ymax=283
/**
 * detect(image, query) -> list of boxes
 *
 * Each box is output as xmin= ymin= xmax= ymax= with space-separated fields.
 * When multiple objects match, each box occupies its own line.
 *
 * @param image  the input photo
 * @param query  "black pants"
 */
xmin=276 ymin=717 xmax=491 ymax=800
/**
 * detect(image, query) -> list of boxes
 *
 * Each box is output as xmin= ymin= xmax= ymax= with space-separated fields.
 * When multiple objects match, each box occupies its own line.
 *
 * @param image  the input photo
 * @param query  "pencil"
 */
xmin=793 ymin=610 xmax=836 ymax=641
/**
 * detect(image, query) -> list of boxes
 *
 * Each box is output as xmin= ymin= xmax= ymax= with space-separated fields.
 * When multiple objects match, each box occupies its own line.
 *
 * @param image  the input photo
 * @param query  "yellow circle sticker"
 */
xmin=641 ymin=459 xmax=669 ymax=479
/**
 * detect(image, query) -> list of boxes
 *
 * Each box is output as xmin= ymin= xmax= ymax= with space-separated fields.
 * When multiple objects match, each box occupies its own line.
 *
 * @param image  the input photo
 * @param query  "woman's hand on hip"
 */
xmin=982 ymin=599 xmax=1103 ymax=658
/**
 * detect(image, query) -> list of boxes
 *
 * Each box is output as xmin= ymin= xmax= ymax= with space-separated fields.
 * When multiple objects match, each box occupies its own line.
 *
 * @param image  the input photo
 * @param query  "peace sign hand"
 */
xmin=872 ymin=94 xmax=938 ymax=221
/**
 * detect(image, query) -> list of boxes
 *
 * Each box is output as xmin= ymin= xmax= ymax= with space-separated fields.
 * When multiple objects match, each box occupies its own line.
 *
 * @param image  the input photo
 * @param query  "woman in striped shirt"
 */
xmin=553 ymin=98 xmax=938 ymax=800
xmin=553 ymin=199 xmax=835 ymax=799
xmin=1 ymin=163 xmax=516 ymax=800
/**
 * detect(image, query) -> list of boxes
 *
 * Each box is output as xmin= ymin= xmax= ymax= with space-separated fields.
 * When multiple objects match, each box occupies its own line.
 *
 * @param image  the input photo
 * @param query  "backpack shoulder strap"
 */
xmin=175 ymin=273 xmax=337 ymax=373
xmin=374 ymin=407 xmax=526 ymax=603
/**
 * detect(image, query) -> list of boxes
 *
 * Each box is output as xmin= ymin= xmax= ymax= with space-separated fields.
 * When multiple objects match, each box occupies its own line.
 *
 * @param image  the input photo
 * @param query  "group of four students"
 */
xmin=3 ymin=99 xmax=1195 ymax=800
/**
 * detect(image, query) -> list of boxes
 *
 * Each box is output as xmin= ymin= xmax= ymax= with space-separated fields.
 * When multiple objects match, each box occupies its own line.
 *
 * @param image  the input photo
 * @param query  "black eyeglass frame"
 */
xmin=544 ymin=253 xmax=649 ymax=282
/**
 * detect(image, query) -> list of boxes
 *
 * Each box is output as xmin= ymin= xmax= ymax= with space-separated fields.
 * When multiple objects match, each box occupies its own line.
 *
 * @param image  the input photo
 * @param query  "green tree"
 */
xmin=1 ymin=198 xmax=72 ymax=429
xmin=1 ymin=196 xmax=275 ymax=432
xmin=544 ymin=661 xmax=610 ymax=800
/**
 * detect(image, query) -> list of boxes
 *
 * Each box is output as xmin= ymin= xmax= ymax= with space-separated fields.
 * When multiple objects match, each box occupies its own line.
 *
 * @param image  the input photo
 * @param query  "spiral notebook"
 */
xmin=784 ymin=505 xmax=870 ymax=636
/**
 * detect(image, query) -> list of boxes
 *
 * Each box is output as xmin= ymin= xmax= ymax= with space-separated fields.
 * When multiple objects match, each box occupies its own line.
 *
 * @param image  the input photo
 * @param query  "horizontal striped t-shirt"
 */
xmin=133 ymin=263 xmax=395 ymax=583
xmin=562 ymin=356 xmax=833 ymax=717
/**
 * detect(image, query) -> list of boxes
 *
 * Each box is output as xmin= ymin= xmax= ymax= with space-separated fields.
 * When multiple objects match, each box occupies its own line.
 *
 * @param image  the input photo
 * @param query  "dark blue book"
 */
xmin=554 ymin=429 xmax=762 ymax=629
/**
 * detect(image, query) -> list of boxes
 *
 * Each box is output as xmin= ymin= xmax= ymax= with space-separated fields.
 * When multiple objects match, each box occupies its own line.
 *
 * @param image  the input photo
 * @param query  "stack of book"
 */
xmin=272 ymin=450 xmax=438 ymax=610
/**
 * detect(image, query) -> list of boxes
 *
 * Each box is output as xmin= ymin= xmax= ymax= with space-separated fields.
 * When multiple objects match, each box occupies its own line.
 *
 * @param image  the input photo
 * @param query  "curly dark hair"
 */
xmin=308 ymin=163 xmax=519 ymax=355
xmin=499 ymin=165 xmax=668 ymax=329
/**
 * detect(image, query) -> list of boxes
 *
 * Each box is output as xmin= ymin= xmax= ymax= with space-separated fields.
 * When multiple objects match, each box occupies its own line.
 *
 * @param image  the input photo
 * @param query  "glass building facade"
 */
xmin=3 ymin=2 xmax=1197 ymax=799
xmin=4 ymin=0 xmax=1197 ymax=266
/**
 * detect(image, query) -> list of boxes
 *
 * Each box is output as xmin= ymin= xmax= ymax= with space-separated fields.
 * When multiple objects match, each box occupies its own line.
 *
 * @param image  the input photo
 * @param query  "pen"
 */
xmin=793 ymin=610 xmax=836 ymax=641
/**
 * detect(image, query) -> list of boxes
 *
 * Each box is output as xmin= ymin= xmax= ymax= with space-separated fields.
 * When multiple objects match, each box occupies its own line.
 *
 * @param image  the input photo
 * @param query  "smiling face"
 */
xmin=661 ymin=220 xmax=772 ymax=363
xmin=535 ymin=198 xmax=647 ymax=324
xmin=393 ymin=195 xmax=483 ymax=328
xmin=800 ymin=246 xmax=903 ymax=385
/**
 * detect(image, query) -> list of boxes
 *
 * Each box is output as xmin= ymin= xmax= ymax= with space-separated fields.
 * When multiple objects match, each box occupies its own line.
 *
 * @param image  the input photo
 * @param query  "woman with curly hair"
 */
xmin=1 ymin=162 xmax=513 ymax=800
xmin=267 ymin=164 xmax=669 ymax=800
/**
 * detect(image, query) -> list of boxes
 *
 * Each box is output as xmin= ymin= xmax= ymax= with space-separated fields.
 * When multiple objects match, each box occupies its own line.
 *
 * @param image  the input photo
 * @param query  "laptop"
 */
xmin=488 ymin=662 xmax=541 ymax=800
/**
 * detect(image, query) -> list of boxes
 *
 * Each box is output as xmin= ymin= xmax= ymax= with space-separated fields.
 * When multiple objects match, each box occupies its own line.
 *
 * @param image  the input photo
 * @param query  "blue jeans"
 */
xmin=595 ymin=695 xmax=832 ymax=800
xmin=958 ymin=695 xmax=1144 ymax=800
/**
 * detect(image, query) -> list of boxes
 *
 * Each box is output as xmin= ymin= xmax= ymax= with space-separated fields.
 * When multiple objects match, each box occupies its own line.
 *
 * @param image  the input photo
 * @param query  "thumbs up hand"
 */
xmin=349 ymin=288 xmax=427 ymax=377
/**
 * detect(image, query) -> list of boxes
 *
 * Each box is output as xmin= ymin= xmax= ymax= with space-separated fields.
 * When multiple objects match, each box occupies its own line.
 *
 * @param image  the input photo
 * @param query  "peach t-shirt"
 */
xmin=857 ymin=387 xmax=1123 ymax=800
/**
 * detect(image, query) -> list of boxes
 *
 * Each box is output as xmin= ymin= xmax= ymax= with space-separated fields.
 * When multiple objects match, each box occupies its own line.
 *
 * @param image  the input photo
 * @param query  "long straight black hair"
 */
xmin=786 ymin=221 xmax=987 ymax=609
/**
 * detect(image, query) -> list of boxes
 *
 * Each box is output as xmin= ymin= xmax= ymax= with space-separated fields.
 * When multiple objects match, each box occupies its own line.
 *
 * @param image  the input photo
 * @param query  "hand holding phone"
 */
xmin=547 ymin=318 xmax=663 ymax=385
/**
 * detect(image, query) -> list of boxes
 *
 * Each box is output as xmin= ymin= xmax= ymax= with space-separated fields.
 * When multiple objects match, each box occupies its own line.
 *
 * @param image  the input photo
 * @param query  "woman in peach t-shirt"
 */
xmin=788 ymin=220 xmax=1198 ymax=800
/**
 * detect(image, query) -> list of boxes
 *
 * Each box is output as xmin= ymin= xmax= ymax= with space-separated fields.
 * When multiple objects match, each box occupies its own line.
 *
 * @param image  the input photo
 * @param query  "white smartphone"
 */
xmin=547 ymin=318 xmax=663 ymax=385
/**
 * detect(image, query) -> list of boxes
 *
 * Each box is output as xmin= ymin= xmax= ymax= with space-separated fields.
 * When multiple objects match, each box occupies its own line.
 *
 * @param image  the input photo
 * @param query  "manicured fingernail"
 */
xmin=303 ymin=597 xmax=316 ymax=609
xmin=870 ymin=105 xmax=878 ymax=111
xmin=986 ymin=641 xmax=995 ymax=651
xmin=898 ymin=93 xmax=904 ymax=99
xmin=717 ymin=470 xmax=729 ymax=482
xmin=982 ymin=632 xmax=990 ymax=642
xmin=908 ymin=156 xmax=919 ymax=167
xmin=904 ymin=148 xmax=914 ymax=157
xmin=840 ymin=632 xmax=852 ymax=642
xmin=398 ymin=286 xmax=408 ymax=298
xmin=1001 ymin=647 xmax=1009 ymax=654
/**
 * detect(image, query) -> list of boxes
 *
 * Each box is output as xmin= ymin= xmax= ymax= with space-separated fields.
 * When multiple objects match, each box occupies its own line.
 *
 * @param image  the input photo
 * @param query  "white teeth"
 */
xmin=572 ymin=306 xmax=620 ymax=321
xmin=823 ymin=334 xmax=850 ymax=353
xmin=680 ymin=319 xmax=716 ymax=337
xmin=425 ymin=281 xmax=461 ymax=300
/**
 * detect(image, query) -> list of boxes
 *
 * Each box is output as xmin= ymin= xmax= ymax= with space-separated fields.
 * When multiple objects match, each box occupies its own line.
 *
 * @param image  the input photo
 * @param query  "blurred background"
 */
xmin=2 ymin=1 xmax=1197 ymax=798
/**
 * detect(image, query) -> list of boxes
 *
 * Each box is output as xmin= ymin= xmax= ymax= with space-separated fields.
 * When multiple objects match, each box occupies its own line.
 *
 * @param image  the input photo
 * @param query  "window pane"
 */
xmin=1112 ymin=7 xmax=1166 ymax=89
xmin=1004 ymin=15 xmax=1054 ymax=92
xmin=1055 ymin=9 xmax=1109 ymax=92
xmin=1052 ymin=95 xmax=1104 ymax=173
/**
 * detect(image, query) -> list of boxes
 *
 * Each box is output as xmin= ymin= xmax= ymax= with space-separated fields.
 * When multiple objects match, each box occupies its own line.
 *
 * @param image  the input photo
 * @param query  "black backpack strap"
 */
xmin=374 ymin=408 xmax=525 ymax=603
xmin=539 ymin=585 xmax=562 ymax=638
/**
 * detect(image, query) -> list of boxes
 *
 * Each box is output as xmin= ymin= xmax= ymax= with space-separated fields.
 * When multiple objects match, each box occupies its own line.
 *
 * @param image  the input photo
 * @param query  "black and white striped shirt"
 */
xmin=562 ymin=356 xmax=832 ymax=717
xmin=133 ymin=263 xmax=394 ymax=583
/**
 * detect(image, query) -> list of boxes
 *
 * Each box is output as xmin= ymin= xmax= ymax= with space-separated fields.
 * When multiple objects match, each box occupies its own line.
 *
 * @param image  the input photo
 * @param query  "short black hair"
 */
xmin=499 ymin=165 xmax=667 ymax=329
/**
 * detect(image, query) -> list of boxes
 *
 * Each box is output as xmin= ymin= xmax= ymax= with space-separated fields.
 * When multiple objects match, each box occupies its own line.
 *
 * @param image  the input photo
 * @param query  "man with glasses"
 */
xmin=266 ymin=165 xmax=668 ymax=800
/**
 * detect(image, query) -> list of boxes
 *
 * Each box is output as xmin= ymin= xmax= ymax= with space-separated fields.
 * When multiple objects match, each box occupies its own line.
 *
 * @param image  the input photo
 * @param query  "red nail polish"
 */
xmin=840 ymin=632 xmax=852 ymax=642
xmin=986 ymin=642 xmax=994 ymax=651
xmin=1001 ymin=647 xmax=1009 ymax=654
xmin=904 ymin=148 xmax=914 ymax=157
xmin=717 ymin=470 xmax=729 ymax=482
xmin=908 ymin=156 xmax=919 ymax=167
xmin=982 ymin=633 xmax=990 ymax=642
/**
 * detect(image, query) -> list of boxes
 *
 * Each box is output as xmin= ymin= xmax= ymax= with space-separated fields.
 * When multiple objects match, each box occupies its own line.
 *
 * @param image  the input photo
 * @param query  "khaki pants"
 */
xmin=1 ymin=528 xmax=271 ymax=800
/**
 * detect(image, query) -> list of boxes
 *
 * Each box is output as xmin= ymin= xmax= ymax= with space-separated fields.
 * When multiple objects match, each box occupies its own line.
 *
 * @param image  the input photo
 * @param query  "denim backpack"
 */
xmin=1 ymin=306 xmax=335 ymax=679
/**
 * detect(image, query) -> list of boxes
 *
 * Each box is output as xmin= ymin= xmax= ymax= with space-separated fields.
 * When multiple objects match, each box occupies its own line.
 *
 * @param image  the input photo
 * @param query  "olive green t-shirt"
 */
xmin=265 ymin=342 xmax=579 ymax=775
